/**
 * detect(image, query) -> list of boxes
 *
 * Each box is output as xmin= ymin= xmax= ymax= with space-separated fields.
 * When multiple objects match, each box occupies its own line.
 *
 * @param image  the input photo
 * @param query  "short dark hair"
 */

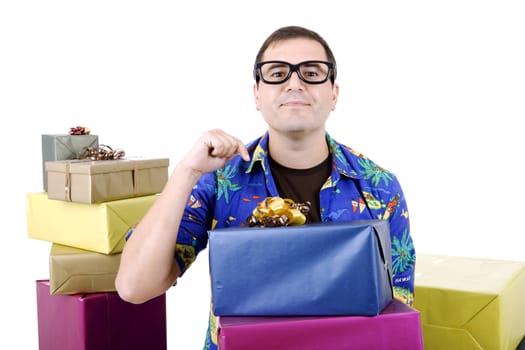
xmin=254 ymin=26 xmax=337 ymax=84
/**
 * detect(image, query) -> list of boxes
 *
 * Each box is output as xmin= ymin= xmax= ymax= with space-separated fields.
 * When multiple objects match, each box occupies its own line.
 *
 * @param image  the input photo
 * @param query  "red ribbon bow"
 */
xmin=69 ymin=126 xmax=91 ymax=135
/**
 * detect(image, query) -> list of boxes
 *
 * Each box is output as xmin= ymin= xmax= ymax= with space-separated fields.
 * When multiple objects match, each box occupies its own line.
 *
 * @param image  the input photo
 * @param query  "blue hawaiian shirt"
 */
xmin=171 ymin=131 xmax=414 ymax=349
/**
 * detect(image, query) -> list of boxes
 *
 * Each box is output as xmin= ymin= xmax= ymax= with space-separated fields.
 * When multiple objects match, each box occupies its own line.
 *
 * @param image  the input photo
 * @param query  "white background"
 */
xmin=1 ymin=1 xmax=524 ymax=349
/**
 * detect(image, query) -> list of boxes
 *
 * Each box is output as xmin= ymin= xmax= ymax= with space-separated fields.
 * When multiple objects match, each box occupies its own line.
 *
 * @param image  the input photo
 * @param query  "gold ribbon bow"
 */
xmin=246 ymin=197 xmax=311 ymax=227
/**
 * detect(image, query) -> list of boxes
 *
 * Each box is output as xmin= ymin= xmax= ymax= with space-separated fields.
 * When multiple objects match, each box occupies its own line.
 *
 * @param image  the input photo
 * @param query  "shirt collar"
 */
xmin=245 ymin=132 xmax=363 ymax=181
xmin=245 ymin=132 xmax=270 ymax=174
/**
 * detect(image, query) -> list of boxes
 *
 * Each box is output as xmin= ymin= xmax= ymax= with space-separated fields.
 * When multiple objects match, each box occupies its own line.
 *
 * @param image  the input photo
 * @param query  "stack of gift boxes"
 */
xmin=207 ymin=199 xmax=425 ymax=349
xmin=208 ymin=199 xmax=525 ymax=349
xmin=27 ymin=129 xmax=169 ymax=350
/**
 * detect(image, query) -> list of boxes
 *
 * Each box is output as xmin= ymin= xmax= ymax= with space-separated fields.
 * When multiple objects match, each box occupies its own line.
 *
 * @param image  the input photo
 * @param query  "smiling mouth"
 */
xmin=280 ymin=101 xmax=310 ymax=107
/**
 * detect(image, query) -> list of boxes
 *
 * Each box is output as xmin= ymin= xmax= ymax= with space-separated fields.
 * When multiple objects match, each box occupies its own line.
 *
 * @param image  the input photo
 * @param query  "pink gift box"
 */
xmin=36 ymin=279 xmax=167 ymax=350
xmin=218 ymin=299 xmax=424 ymax=350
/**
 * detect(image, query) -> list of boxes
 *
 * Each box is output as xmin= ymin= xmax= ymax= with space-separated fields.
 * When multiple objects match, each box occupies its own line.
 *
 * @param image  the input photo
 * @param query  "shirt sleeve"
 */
xmin=174 ymin=172 xmax=216 ymax=276
xmin=384 ymin=175 xmax=416 ymax=306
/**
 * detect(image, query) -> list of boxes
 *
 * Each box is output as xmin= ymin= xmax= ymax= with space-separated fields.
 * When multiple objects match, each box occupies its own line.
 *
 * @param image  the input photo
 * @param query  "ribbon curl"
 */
xmin=77 ymin=144 xmax=126 ymax=160
xmin=246 ymin=197 xmax=311 ymax=227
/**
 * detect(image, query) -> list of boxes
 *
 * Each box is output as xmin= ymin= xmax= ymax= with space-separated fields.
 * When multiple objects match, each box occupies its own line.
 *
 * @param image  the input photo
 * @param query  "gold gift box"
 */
xmin=413 ymin=254 xmax=525 ymax=350
xmin=49 ymin=243 xmax=121 ymax=295
xmin=46 ymin=157 xmax=169 ymax=204
xmin=27 ymin=192 xmax=157 ymax=254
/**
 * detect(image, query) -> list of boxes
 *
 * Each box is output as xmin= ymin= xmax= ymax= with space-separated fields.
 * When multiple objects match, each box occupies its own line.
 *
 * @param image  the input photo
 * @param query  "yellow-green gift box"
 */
xmin=413 ymin=254 xmax=525 ymax=350
xmin=27 ymin=192 xmax=157 ymax=254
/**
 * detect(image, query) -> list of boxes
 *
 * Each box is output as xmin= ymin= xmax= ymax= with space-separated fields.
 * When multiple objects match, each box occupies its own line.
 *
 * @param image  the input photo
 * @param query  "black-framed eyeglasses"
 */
xmin=253 ymin=60 xmax=336 ymax=85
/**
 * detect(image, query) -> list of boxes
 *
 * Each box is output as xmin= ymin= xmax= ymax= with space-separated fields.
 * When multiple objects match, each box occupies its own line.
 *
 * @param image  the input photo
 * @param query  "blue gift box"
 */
xmin=209 ymin=220 xmax=393 ymax=316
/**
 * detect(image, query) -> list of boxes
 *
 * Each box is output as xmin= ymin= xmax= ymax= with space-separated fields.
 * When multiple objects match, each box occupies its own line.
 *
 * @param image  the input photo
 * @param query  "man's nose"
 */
xmin=285 ymin=70 xmax=305 ymax=90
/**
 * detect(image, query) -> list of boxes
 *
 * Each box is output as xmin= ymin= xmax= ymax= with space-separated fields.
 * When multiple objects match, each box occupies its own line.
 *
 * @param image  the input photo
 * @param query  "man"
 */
xmin=116 ymin=25 xmax=415 ymax=349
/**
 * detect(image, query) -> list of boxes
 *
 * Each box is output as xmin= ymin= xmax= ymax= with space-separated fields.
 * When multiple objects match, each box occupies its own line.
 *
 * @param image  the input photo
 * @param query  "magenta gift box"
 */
xmin=218 ymin=299 xmax=424 ymax=350
xmin=36 ymin=279 xmax=167 ymax=350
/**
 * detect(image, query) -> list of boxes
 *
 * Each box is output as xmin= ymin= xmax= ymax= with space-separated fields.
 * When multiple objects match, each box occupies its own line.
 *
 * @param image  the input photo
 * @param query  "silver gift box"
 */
xmin=41 ymin=134 xmax=99 ymax=190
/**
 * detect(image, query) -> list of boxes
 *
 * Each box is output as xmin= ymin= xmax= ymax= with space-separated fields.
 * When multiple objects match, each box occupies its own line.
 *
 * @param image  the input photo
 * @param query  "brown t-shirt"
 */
xmin=269 ymin=155 xmax=331 ymax=223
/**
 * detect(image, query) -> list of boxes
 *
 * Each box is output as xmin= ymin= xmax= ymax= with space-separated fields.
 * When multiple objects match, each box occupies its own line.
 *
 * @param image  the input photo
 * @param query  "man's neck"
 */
xmin=267 ymin=129 xmax=329 ymax=169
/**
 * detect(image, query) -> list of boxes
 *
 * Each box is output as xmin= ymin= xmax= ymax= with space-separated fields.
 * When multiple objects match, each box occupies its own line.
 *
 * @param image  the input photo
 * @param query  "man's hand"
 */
xmin=180 ymin=128 xmax=250 ymax=177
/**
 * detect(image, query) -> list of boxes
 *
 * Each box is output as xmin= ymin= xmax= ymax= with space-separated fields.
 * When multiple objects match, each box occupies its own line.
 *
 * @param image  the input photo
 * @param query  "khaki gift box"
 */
xmin=42 ymin=134 xmax=99 ymax=191
xmin=46 ymin=157 xmax=169 ymax=204
xmin=49 ymin=243 xmax=121 ymax=295
xmin=413 ymin=253 xmax=525 ymax=350
xmin=27 ymin=192 xmax=157 ymax=254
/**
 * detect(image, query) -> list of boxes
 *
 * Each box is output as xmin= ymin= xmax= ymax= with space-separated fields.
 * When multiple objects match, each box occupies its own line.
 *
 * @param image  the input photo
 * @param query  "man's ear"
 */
xmin=331 ymin=83 xmax=339 ymax=111
xmin=253 ymin=83 xmax=261 ymax=111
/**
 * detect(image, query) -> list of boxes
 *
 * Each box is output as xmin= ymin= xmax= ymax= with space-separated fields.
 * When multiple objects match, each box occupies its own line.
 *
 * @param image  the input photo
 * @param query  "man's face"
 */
xmin=253 ymin=38 xmax=339 ymax=135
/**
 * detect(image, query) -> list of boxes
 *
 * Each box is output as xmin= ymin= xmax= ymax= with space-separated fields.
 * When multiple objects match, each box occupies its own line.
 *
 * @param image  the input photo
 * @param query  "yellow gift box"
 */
xmin=27 ymin=192 xmax=157 ymax=254
xmin=49 ymin=243 xmax=121 ymax=295
xmin=413 ymin=254 xmax=525 ymax=350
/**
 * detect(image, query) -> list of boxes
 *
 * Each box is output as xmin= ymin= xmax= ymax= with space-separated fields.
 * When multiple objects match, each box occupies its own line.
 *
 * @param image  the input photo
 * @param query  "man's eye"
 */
xmin=304 ymin=70 xmax=319 ymax=77
xmin=270 ymin=70 xmax=286 ymax=78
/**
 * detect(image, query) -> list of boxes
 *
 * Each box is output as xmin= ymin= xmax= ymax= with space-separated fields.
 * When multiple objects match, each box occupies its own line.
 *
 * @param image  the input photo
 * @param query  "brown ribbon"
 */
xmin=64 ymin=162 xmax=72 ymax=201
xmin=77 ymin=144 xmax=125 ymax=160
xmin=132 ymin=163 xmax=138 ymax=195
